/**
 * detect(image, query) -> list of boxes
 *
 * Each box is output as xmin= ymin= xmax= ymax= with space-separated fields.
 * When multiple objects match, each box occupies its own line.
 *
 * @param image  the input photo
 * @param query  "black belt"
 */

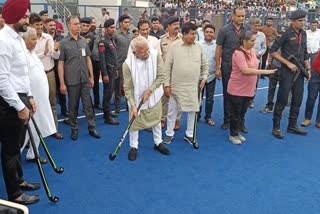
xmin=45 ymin=69 xmax=54 ymax=74
xmin=17 ymin=93 xmax=27 ymax=97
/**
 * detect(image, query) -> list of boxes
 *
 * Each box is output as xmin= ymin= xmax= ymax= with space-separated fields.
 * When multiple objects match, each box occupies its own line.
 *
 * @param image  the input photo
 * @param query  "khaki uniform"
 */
xmin=159 ymin=33 xmax=182 ymax=121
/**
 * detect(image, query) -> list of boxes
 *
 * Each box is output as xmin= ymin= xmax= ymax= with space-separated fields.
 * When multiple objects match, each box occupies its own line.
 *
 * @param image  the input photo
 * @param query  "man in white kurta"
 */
xmin=127 ymin=19 xmax=161 ymax=56
xmin=163 ymin=22 xmax=208 ymax=145
xmin=123 ymin=36 xmax=170 ymax=161
xmin=21 ymin=27 xmax=56 ymax=163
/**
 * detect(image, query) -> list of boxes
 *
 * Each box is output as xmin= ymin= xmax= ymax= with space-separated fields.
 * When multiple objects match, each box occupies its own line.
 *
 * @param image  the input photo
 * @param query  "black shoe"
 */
xmin=287 ymin=125 xmax=308 ymax=135
xmin=183 ymin=135 xmax=194 ymax=145
xmin=71 ymin=130 xmax=78 ymax=141
xmin=221 ymin=123 xmax=230 ymax=130
xmin=104 ymin=117 xmax=120 ymax=125
xmin=272 ymin=129 xmax=284 ymax=139
xmin=12 ymin=193 xmax=40 ymax=205
xmin=241 ymin=125 xmax=248 ymax=133
xmin=89 ymin=129 xmax=101 ymax=139
xmin=128 ymin=147 xmax=137 ymax=161
xmin=19 ymin=181 xmax=40 ymax=191
xmin=154 ymin=143 xmax=170 ymax=155
xmin=27 ymin=156 xmax=47 ymax=164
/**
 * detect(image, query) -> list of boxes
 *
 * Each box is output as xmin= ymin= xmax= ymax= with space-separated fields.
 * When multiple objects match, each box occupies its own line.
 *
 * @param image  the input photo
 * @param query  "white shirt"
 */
xmin=0 ymin=25 xmax=31 ymax=111
xmin=254 ymin=31 xmax=267 ymax=58
xmin=306 ymin=29 xmax=320 ymax=54
xmin=34 ymin=32 xmax=60 ymax=71
xmin=197 ymin=28 xmax=204 ymax=42
xmin=200 ymin=39 xmax=216 ymax=83
xmin=128 ymin=35 xmax=161 ymax=56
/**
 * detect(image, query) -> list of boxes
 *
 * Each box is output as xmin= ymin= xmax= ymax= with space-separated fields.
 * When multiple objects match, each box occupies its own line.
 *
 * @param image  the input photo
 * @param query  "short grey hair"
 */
xmin=22 ymin=27 xmax=37 ymax=39
xmin=130 ymin=36 xmax=148 ymax=52
xmin=250 ymin=17 xmax=262 ymax=25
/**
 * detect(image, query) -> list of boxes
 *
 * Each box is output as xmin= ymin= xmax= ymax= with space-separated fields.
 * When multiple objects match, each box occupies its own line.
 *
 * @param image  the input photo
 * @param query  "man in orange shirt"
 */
xmin=260 ymin=17 xmax=278 ymax=70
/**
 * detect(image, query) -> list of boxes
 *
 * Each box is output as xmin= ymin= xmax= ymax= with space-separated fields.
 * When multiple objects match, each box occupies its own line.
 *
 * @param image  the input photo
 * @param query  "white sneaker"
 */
xmin=229 ymin=136 xmax=242 ymax=145
xmin=237 ymin=134 xmax=246 ymax=142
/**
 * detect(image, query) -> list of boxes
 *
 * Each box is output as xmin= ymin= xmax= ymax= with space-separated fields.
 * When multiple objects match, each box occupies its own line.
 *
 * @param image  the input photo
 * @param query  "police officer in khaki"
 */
xmin=159 ymin=16 xmax=182 ymax=130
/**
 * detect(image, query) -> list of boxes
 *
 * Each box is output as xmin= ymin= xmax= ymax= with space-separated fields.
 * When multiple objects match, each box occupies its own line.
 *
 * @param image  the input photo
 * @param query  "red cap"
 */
xmin=2 ymin=0 xmax=30 ymax=24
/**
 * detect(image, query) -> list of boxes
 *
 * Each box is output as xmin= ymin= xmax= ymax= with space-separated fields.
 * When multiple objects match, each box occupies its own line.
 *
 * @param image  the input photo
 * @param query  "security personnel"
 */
xmin=99 ymin=18 xmax=120 ymax=125
xmin=270 ymin=9 xmax=311 ymax=139
xmin=159 ymin=16 xmax=182 ymax=130
xmin=80 ymin=17 xmax=95 ymax=52
xmin=91 ymin=19 xmax=104 ymax=110
xmin=58 ymin=15 xmax=101 ymax=140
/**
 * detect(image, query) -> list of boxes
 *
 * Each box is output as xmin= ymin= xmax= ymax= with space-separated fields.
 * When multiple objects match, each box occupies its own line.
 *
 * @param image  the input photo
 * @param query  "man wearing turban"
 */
xmin=0 ymin=0 xmax=40 ymax=205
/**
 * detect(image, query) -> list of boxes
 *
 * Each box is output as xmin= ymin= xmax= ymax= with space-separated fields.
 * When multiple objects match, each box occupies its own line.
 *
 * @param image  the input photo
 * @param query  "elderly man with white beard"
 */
xmin=123 ymin=36 xmax=170 ymax=161
xmin=21 ymin=27 xmax=56 ymax=164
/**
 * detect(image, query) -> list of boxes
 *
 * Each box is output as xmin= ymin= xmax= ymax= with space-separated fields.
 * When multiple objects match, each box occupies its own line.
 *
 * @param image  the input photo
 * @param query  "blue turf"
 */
xmin=1 ymin=79 xmax=320 ymax=214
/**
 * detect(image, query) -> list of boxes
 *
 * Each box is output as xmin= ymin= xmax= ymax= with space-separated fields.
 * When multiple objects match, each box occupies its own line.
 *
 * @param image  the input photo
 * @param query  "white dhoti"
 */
xmin=21 ymin=51 xmax=56 ymax=159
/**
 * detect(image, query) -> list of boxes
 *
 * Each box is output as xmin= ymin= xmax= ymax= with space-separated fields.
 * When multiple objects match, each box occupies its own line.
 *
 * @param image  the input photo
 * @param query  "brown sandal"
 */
xmin=206 ymin=119 xmax=216 ymax=126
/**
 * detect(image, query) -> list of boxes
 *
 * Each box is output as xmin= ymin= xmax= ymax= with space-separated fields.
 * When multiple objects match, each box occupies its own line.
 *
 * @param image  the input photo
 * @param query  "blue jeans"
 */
xmin=199 ymin=79 xmax=216 ymax=120
xmin=305 ymin=81 xmax=320 ymax=123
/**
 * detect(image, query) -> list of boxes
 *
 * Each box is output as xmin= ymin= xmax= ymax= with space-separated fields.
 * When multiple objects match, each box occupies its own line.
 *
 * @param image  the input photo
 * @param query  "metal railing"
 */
xmin=46 ymin=0 xmax=72 ymax=24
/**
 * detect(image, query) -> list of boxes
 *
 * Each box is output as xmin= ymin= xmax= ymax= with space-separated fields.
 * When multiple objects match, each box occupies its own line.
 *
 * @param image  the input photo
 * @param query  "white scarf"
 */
xmin=125 ymin=49 xmax=163 ymax=110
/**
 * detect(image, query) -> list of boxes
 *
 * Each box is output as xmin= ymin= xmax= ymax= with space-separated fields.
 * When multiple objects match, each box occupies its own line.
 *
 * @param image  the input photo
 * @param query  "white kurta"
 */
xmin=21 ymin=51 xmax=56 ymax=158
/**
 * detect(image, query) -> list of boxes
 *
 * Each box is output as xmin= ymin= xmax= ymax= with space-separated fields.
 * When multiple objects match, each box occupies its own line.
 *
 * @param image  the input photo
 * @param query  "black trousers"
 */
xmin=92 ymin=60 xmax=101 ymax=106
xmin=103 ymin=73 xmax=116 ymax=118
xmin=54 ymin=65 xmax=67 ymax=114
xmin=273 ymin=68 xmax=304 ymax=129
xmin=67 ymin=83 xmax=96 ymax=131
xmin=0 ymin=95 xmax=29 ymax=200
xmin=229 ymin=94 xmax=251 ymax=137
xmin=265 ymin=71 xmax=280 ymax=109
xmin=114 ymin=66 xmax=123 ymax=110
xmin=221 ymin=71 xmax=232 ymax=124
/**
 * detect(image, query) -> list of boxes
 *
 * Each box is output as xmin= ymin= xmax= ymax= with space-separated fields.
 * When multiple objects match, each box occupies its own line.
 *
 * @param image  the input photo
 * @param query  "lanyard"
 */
xmin=234 ymin=28 xmax=241 ymax=37
xmin=295 ymin=32 xmax=302 ymax=45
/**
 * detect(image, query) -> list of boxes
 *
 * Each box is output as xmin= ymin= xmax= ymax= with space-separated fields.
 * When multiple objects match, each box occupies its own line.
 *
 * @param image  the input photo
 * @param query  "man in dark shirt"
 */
xmin=114 ymin=15 xmax=133 ymax=113
xmin=58 ymin=16 xmax=100 ymax=141
xmin=215 ymin=7 xmax=247 ymax=130
xmin=270 ymin=10 xmax=311 ymax=139
xmin=149 ymin=16 xmax=165 ymax=39
xmin=99 ymin=18 xmax=120 ymax=125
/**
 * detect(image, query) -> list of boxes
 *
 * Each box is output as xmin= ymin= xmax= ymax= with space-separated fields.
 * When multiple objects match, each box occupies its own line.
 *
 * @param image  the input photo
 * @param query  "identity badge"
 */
xmin=81 ymin=48 xmax=86 ymax=57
